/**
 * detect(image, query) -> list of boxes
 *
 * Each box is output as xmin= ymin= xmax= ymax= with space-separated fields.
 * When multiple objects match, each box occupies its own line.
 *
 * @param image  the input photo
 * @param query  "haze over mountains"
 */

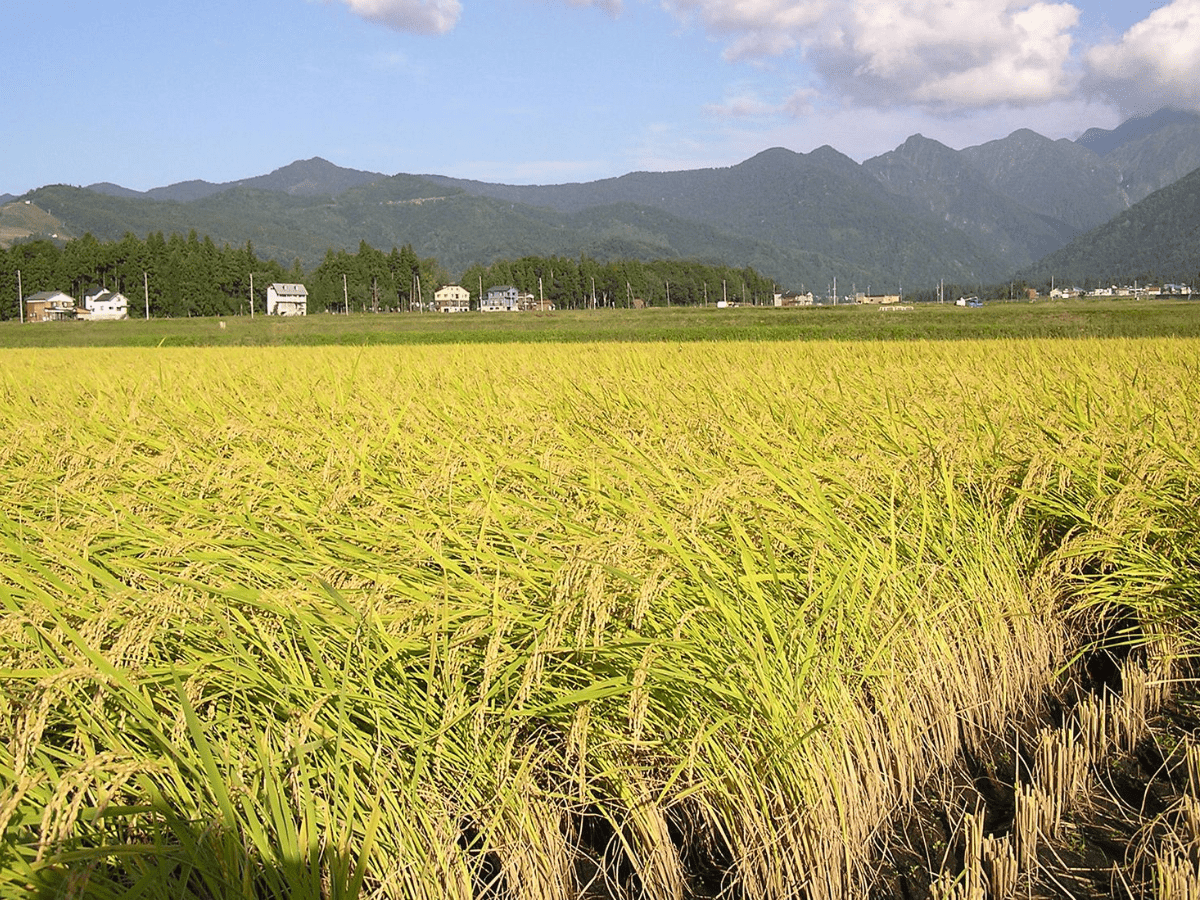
xmin=3 ymin=108 xmax=1199 ymax=292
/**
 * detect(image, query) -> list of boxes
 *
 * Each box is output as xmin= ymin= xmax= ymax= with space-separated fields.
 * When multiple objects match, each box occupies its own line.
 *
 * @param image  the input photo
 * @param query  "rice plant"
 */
xmin=1 ymin=338 xmax=1198 ymax=899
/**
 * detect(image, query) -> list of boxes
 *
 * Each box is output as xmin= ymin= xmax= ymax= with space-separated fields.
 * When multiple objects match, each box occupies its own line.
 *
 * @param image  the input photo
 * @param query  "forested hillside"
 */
xmin=1018 ymin=164 xmax=1200 ymax=288
xmin=3 ymin=108 xmax=1199 ymax=295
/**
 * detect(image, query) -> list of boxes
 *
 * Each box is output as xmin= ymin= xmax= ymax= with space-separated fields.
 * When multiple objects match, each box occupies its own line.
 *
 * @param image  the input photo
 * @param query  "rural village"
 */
xmin=16 ymin=280 xmax=1195 ymax=322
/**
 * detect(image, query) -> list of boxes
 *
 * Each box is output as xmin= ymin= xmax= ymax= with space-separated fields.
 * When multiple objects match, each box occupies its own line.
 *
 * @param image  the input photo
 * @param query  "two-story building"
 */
xmin=481 ymin=285 xmax=519 ymax=312
xmin=434 ymin=285 xmax=471 ymax=313
xmin=82 ymin=287 xmax=130 ymax=320
xmin=266 ymin=283 xmax=308 ymax=316
xmin=23 ymin=291 xmax=77 ymax=321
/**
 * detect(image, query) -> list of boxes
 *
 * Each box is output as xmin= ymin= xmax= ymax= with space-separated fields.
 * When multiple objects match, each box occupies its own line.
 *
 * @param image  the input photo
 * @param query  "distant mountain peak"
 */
xmin=751 ymin=146 xmax=798 ymax=160
xmin=1076 ymin=107 xmax=1200 ymax=157
xmin=231 ymin=158 xmax=386 ymax=197
xmin=902 ymin=133 xmax=950 ymax=150
xmin=890 ymin=133 xmax=957 ymax=159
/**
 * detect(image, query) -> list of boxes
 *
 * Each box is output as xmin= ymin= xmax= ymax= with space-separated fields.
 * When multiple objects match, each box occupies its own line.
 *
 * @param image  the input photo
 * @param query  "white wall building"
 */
xmin=434 ymin=285 xmax=471 ymax=312
xmin=82 ymin=287 xmax=129 ymax=320
xmin=267 ymin=283 xmax=308 ymax=316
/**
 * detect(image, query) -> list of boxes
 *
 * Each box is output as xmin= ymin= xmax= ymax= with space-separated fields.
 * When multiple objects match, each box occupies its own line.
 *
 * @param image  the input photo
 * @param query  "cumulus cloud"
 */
xmin=664 ymin=0 xmax=827 ymax=60
xmin=1084 ymin=0 xmax=1200 ymax=114
xmin=661 ymin=0 xmax=1083 ymax=109
xmin=338 ymin=0 xmax=462 ymax=35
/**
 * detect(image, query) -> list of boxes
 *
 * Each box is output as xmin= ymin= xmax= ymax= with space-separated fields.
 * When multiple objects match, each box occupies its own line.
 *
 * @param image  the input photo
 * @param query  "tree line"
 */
xmin=0 ymin=232 xmax=781 ymax=319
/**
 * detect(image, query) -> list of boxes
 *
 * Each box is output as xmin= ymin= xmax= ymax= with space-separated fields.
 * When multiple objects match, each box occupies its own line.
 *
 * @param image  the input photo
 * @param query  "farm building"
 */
xmin=434 ymin=285 xmax=471 ymax=313
xmin=266 ymin=283 xmax=308 ymax=316
xmin=517 ymin=292 xmax=554 ymax=312
xmin=773 ymin=291 xmax=815 ymax=307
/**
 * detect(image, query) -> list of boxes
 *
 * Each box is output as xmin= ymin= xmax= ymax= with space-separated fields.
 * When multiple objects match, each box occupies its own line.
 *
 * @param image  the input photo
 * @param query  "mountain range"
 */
xmin=2 ymin=107 xmax=1198 ymax=291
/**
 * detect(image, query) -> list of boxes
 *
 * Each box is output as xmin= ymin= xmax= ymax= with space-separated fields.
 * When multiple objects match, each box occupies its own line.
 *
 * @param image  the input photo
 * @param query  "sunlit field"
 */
xmin=2 ymin=337 xmax=1199 ymax=899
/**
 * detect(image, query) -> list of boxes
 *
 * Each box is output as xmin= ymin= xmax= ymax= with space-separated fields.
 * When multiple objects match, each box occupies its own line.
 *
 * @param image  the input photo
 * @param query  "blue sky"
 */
xmin=4 ymin=0 xmax=1197 ymax=196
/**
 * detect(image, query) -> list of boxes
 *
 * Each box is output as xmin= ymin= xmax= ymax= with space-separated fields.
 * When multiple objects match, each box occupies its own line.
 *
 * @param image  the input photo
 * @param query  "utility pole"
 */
xmin=249 ymin=272 xmax=255 ymax=318
xmin=343 ymin=273 xmax=349 ymax=316
xmin=144 ymin=271 xmax=150 ymax=319
xmin=665 ymin=280 xmax=670 ymax=307
xmin=17 ymin=269 xmax=23 ymax=323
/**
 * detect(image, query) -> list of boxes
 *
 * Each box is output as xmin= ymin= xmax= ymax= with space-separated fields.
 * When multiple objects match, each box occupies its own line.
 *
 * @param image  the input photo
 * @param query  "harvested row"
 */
xmin=1 ymin=338 xmax=1198 ymax=899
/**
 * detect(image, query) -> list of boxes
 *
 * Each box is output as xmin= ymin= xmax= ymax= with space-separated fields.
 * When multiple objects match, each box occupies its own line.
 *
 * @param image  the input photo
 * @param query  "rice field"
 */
xmin=2 ymin=338 xmax=1199 ymax=899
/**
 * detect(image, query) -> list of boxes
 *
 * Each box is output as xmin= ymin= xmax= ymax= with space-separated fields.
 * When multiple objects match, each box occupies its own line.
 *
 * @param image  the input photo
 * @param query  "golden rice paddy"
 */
xmin=2 ymin=338 xmax=1198 ymax=899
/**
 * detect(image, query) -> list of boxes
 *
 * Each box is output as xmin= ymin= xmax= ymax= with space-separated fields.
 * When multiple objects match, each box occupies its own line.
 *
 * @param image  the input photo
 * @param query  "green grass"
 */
xmin=4 ymin=298 xmax=1200 ymax=348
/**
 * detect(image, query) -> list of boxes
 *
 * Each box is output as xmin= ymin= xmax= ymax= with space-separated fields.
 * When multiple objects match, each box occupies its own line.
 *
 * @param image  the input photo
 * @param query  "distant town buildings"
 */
xmin=12 ymin=276 xmax=1193 ymax=322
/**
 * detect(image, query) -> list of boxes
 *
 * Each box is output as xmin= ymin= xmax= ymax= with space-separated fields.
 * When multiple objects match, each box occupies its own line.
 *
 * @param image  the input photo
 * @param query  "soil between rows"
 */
xmin=870 ymin=653 xmax=1200 ymax=899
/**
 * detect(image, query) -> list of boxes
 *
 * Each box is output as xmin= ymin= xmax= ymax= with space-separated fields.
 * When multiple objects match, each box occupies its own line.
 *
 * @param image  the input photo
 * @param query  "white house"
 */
xmin=267 ymin=283 xmax=308 ymax=316
xmin=434 ymin=285 xmax=471 ymax=313
xmin=82 ymin=287 xmax=129 ymax=320
xmin=481 ymin=285 xmax=519 ymax=312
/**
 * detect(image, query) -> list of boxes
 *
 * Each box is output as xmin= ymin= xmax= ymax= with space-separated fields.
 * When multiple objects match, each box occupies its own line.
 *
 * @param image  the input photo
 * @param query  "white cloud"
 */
xmin=663 ymin=0 xmax=826 ymax=60
xmin=782 ymin=87 xmax=819 ymax=117
xmin=337 ymin=0 xmax=622 ymax=32
xmin=338 ymin=0 xmax=462 ymax=34
xmin=703 ymin=85 xmax=819 ymax=119
xmin=664 ymin=0 xmax=828 ymax=35
xmin=559 ymin=0 xmax=624 ymax=13
xmin=704 ymin=93 xmax=778 ymax=117
xmin=658 ymin=0 xmax=1083 ymax=109
xmin=1085 ymin=0 xmax=1200 ymax=114
xmin=848 ymin=0 xmax=1079 ymax=105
